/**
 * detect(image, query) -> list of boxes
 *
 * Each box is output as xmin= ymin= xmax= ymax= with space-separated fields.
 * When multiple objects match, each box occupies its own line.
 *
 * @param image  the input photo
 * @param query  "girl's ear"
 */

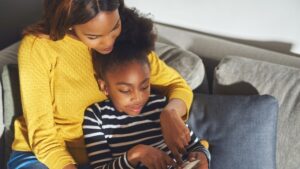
xmin=98 ymin=79 xmax=109 ymax=96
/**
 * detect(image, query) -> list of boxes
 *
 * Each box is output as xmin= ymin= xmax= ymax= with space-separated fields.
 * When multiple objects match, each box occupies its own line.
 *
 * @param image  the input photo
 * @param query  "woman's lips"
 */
xmin=103 ymin=46 xmax=113 ymax=53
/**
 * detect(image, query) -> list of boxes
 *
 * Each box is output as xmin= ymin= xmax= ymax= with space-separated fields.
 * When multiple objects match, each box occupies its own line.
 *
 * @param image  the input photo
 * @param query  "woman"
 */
xmin=8 ymin=0 xmax=194 ymax=168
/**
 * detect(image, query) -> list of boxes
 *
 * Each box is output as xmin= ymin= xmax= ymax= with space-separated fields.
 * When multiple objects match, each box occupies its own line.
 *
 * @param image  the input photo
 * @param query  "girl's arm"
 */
xmin=185 ymin=126 xmax=211 ymax=169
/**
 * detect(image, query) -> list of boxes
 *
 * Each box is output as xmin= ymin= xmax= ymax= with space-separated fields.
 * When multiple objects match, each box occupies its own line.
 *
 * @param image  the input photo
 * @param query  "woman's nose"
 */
xmin=101 ymin=34 xmax=115 ymax=48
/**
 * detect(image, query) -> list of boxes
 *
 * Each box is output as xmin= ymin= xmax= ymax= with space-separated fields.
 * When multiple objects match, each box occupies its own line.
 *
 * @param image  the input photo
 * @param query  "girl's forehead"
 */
xmin=106 ymin=61 xmax=150 ymax=80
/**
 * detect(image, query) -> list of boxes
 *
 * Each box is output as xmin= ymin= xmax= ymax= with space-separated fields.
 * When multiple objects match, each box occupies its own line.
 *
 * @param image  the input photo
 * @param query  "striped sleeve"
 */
xmin=82 ymin=106 xmax=135 ymax=169
xmin=185 ymin=125 xmax=211 ymax=166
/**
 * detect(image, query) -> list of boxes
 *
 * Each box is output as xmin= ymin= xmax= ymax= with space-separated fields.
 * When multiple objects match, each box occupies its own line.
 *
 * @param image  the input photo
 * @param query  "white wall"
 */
xmin=126 ymin=0 xmax=300 ymax=55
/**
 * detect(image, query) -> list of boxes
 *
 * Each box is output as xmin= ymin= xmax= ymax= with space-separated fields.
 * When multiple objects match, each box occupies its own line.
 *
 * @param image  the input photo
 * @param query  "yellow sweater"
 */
xmin=13 ymin=35 xmax=193 ymax=169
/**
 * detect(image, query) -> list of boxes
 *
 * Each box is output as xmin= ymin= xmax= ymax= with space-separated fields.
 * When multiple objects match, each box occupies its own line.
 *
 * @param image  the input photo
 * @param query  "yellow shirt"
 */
xmin=13 ymin=35 xmax=193 ymax=169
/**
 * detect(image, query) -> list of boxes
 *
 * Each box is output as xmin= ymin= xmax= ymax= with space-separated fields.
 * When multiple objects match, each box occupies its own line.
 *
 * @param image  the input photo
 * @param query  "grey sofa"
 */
xmin=1 ymin=1 xmax=299 ymax=169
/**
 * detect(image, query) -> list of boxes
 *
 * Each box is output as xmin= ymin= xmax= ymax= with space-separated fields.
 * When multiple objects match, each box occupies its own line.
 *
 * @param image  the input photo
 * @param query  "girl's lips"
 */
xmin=128 ymin=105 xmax=143 ymax=113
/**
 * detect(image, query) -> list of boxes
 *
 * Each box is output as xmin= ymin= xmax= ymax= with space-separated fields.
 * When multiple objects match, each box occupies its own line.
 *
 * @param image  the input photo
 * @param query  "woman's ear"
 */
xmin=98 ymin=79 xmax=109 ymax=96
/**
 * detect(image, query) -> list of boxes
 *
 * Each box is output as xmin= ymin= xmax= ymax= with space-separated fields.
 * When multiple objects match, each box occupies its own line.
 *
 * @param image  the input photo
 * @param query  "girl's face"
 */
xmin=73 ymin=10 xmax=122 ymax=54
xmin=101 ymin=61 xmax=151 ymax=116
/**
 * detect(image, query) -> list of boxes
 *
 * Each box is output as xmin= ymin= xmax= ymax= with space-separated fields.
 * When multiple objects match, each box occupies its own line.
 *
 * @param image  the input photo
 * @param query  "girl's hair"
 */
xmin=23 ymin=0 xmax=123 ymax=40
xmin=92 ymin=42 xmax=151 ymax=81
xmin=92 ymin=10 xmax=155 ymax=80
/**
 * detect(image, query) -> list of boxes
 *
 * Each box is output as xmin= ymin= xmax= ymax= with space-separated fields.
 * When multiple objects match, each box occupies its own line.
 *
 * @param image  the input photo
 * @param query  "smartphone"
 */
xmin=182 ymin=160 xmax=200 ymax=169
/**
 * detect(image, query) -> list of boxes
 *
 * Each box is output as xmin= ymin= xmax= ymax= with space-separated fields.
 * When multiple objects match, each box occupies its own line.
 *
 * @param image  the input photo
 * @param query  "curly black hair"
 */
xmin=92 ymin=7 xmax=156 ymax=80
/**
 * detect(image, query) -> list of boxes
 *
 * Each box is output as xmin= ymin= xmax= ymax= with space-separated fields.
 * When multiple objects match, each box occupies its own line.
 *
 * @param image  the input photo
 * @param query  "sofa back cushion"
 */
xmin=1 ymin=64 xmax=22 ymax=168
xmin=0 ymin=80 xmax=4 ymax=168
xmin=188 ymin=93 xmax=278 ymax=169
xmin=214 ymin=55 xmax=300 ymax=169
xmin=155 ymin=42 xmax=207 ymax=91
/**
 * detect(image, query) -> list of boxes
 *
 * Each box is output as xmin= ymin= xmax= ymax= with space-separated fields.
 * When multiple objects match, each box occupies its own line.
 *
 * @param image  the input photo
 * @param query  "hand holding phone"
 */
xmin=182 ymin=159 xmax=200 ymax=169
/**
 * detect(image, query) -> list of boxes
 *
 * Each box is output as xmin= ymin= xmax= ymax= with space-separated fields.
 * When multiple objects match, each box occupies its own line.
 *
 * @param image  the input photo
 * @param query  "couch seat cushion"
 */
xmin=214 ymin=55 xmax=300 ymax=169
xmin=188 ymin=93 xmax=278 ymax=169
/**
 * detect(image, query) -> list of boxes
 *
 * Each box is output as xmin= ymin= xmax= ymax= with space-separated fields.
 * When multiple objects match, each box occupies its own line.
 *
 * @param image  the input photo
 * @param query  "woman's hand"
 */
xmin=187 ymin=152 xmax=209 ymax=169
xmin=127 ymin=144 xmax=175 ymax=169
xmin=63 ymin=164 xmax=77 ymax=169
xmin=160 ymin=99 xmax=191 ymax=165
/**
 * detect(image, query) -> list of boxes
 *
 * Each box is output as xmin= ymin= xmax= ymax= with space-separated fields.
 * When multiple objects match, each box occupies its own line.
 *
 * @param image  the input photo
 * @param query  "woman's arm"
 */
xmin=148 ymin=51 xmax=194 ymax=117
xmin=18 ymin=36 xmax=75 ymax=168
xmin=148 ymin=51 xmax=194 ymax=164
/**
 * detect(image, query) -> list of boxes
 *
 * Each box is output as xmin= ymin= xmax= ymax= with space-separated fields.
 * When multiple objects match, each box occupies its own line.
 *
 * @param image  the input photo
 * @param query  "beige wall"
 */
xmin=126 ymin=0 xmax=300 ymax=55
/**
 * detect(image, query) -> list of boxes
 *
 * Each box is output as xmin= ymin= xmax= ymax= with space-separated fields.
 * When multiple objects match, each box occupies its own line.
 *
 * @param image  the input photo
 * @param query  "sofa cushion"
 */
xmin=0 ymin=42 xmax=19 ymax=73
xmin=0 ymin=42 xmax=19 ymax=169
xmin=0 ymin=80 xmax=4 ymax=168
xmin=188 ymin=93 xmax=278 ymax=169
xmin=214 ymin=55 xmax=300 ymax=169
xmin=1 ymin=64 xmax=22 ymax=167
xmin=155 ymin=42 xmax=206 ymax=91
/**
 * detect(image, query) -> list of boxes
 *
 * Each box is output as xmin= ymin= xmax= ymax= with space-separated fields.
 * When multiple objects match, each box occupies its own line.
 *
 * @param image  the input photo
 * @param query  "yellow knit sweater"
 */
xmin=13 ymin=35 xmax=193 ymax=169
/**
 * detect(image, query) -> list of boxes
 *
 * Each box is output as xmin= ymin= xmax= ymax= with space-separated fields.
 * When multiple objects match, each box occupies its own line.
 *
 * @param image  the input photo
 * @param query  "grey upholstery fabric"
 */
xmin=1 ymin=64 xmax=22 ymax=168
xmin=188 ymin=93 xmax=278 ymax=169
xmin=214 ymin=56 xmax=300 ymax=169
xmin=155 ymin=42 xmax=206 ymax=90
xmin=0 ymin=42 xmax=19 ymax=73
xmin=0 ymin=80 xmax=4 ymax=168
xmin=155 ymin=23 xmax=300 ymax=93
xmin=0 ymin=42 xmax=19 ymax=169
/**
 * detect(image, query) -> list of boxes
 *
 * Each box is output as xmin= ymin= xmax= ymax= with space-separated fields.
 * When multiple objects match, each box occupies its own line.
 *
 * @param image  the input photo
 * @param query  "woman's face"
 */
xmin=73 ymin=10 xmax=122 ymax=54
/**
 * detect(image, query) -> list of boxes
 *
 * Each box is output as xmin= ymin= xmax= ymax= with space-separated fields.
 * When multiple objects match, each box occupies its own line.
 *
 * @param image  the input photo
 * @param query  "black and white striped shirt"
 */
xmin=83 ymin=94 xmax=210 ymax=169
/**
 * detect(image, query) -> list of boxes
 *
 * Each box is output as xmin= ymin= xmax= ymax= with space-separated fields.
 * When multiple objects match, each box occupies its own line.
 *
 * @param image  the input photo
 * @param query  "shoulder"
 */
xmin=147 ymin=51 xmax=158 ymax=60
xmin=20 ymin=34 xmax=51 ymax=47
xmin=19 ymin=34 xmax=78 ymax=54
xmin=19 ymin=35 xmax=54 ymax=60
xmin=147 ymin=51 xmax=162 ymax=67
xmin=146 ymin=94 xmax=168 ymax=108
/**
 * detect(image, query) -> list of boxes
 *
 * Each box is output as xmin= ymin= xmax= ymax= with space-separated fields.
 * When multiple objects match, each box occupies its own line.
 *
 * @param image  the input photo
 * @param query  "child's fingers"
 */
xmin=188 ymin=152 xmax=199 ymax=161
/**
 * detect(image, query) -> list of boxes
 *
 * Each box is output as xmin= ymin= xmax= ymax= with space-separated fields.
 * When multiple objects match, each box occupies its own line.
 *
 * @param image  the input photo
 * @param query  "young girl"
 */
xmin=83 ymin=34 xmax=210 ymax=169
xmin=8 ymin=0 xmax=194 ymax=169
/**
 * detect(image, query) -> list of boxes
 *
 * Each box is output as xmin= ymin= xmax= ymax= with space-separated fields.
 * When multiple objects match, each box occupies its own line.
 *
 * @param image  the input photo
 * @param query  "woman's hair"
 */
xmin=24 ymin=0 xmax=123 ymax=40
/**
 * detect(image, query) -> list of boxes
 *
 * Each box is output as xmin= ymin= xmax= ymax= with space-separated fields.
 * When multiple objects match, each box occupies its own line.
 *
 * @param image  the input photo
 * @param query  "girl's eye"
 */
xmin=119 ymin=90 xmax=130 ymax=94
xmin=141 ymin=85 xmax=149 ymax=90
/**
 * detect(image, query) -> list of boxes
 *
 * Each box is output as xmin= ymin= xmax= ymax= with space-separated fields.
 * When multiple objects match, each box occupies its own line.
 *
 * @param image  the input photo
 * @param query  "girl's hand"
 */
xmin=188 ymin=152 xmax=209 ymax=169
xmin=127 ymin=144 xmax=175 ymax=169
xmin=160 ymin=99 xmax=191 ymax=165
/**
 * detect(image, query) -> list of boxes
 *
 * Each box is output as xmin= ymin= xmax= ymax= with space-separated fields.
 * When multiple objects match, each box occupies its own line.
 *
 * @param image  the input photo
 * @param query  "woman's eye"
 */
xmin=87 ymin=36 xmax=98 ymax=40
xmin=113 ymin=23 xmax=120 ymax=31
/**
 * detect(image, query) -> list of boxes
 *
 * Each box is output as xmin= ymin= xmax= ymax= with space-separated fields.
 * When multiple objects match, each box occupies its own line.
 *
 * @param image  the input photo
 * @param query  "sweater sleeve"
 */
xmin=18 ymin=36 xmax=75 ymax=168
xmin=148 ymin=51 xmax=193 ymax=118
xmin=83 ymin=107 xmax=135 ymax=169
